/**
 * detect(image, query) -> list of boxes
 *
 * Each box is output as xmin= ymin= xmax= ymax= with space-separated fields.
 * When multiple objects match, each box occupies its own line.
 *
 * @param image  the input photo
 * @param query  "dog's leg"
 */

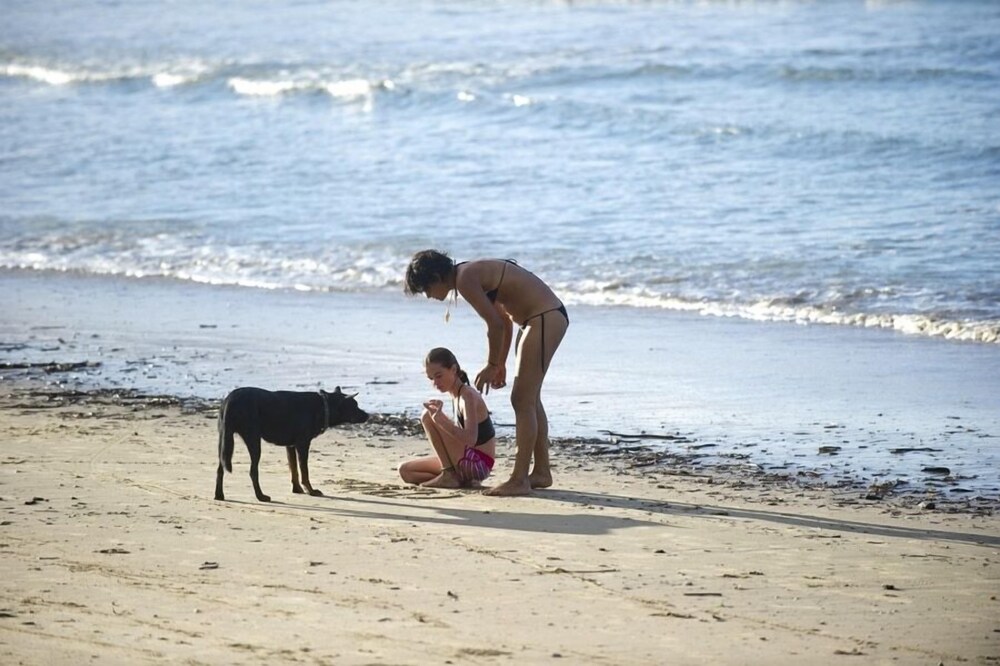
xmin=297 ymin=443 xmax=323 ymax=497
xmin=287 ymin=447 xmax=304 ymax=494
xmin=214 ymin=405 xmax=233 ymax=501
xmin=244 ymin=432 xmax=270 ymax=502
xmin=215 ymin=463 xmax=226 ymax=501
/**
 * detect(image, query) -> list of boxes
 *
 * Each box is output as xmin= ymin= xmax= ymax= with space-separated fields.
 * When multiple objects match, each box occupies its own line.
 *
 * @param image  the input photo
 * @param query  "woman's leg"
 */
xmin=484 ymin=309 xmax=567 ymax=496
xmin=529 ymin=400 xmax=552 ymax=489
xmin=529 ymin=312 xmax=566 ymax=488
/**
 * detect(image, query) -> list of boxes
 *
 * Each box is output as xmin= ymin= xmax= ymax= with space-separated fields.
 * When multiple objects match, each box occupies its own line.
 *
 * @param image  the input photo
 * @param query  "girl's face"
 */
xmin=423 ymin=279 xmax=450 ymax=301
xmin=425 ymin=361 xmax=456 ymax=393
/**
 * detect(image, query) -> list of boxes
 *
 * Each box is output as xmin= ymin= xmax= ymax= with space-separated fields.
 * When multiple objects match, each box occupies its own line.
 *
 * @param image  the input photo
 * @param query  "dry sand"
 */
xmin=1 ymin=388 xmax=998 ymax=665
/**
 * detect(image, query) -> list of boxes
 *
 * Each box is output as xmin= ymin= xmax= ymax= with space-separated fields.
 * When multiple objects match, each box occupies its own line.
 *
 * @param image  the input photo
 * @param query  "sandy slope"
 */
xmin=1 ymin=390 xmax=998 ymax=665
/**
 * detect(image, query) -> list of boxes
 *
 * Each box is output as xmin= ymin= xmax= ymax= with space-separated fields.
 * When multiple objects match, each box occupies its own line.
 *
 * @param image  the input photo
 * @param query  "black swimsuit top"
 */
xmin=457 ymin=412 xmax=496 ymax=447
xmin=457 ymin=259 xmax=515 ymax=303
xmin=455 ymin=388 xmax=496 ymax=447
xmin=486 ymin=260 xmax=514 ymax=302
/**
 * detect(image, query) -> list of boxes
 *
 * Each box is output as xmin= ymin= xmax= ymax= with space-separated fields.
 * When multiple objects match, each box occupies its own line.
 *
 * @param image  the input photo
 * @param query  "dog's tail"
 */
xmin=218 ymin=398 xmax=235 ymax=473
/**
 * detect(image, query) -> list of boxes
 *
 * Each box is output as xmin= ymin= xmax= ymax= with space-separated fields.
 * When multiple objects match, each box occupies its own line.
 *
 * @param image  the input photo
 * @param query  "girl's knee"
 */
xmin=398 ymin=461 xmax=418 ymax=484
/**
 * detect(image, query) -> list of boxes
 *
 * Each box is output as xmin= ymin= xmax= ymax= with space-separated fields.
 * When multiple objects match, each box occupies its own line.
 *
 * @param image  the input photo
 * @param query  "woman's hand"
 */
xmin=492 ymin=364 xmax=507 ymax=390
xmin=475 ymin=363 xmax=505 ymax=394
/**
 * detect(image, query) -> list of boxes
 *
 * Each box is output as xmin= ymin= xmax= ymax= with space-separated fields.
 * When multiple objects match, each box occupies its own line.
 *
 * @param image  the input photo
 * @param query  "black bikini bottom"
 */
xmin=516 ymin=304 xmax=568 ymax=372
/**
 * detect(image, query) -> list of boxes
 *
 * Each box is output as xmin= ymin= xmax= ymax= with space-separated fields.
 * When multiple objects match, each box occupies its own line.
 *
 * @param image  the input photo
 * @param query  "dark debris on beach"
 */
xmin=1 ymin=358 xmax=996 ymax=516
xmin=548 ymin=432 xmax=998 ymax=517
xmin=2 ymin=386 xmax=216 ymax=416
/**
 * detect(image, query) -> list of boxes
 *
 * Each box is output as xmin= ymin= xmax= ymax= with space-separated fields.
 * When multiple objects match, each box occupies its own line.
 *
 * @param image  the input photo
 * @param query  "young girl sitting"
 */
xmin=399 ymin=347 xmax=497 ymax=489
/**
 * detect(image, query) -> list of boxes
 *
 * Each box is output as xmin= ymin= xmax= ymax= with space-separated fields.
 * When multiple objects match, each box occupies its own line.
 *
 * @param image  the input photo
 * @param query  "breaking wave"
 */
xmin=1 ymin=234 xmax=996 ymax=345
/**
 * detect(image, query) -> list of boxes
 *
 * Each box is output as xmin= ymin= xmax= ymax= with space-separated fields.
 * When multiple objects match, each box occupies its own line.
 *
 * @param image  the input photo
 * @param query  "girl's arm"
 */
xmin=428 ymin=398 xmax=478 ymax=448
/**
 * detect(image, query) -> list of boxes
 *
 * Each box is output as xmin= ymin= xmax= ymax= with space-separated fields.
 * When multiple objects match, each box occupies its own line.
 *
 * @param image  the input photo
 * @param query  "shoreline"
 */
xmin=2 ymin=268 xmax=999 ymax=506
xmin=4 ymin=378 xmax=996 ymax=516
xmin=1 ymin=382 xmax=998 ymax=664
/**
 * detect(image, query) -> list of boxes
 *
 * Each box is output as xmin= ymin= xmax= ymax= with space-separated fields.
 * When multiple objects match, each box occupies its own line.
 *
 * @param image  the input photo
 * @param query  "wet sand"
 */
xmin=1 ymin=386 xmax=998 ymax=665
xmin=3 ymin=269 xmax=999 ymax=503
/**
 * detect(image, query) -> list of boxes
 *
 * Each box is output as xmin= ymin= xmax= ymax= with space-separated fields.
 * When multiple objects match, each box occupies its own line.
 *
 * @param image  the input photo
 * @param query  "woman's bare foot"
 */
xmin=421 ymin=470 xmax=462 ymax=489
xmin=483 ymin=477 xmax=533 ymax=496
xmin=528 ymin=470 xmax=552 ymax=489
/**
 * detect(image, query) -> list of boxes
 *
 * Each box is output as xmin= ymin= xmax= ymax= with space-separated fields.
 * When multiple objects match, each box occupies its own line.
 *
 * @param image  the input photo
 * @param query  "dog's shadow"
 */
xmin=224 ymin=479 xmax=658 ymax=537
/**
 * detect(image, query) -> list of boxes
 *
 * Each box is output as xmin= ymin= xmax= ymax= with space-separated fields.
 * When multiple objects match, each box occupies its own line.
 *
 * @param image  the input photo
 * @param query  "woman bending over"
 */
xmin=404 ymin=250 xmax=568 ymax=496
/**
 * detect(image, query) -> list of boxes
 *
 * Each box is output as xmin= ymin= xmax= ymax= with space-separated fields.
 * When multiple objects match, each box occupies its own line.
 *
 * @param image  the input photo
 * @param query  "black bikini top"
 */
xmin=456 ymin=259 xmax=516 ymax=303
xmin=455 ymin=387 xmax=496 ymax=447
xmin=457 ymin=412 xmax=496 ymax=447
xmin=486 ymin=260 xmax=514 ymax=303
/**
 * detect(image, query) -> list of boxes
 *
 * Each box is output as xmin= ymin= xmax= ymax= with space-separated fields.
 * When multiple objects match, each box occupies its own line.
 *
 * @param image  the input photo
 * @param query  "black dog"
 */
xmin=214 ymin=387 xmax=368 ymax=502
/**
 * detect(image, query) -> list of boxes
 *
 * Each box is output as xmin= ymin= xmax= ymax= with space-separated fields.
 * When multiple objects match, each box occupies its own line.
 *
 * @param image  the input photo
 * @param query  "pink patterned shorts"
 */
xmin=456 ymin=447 xmax=495 ymax=483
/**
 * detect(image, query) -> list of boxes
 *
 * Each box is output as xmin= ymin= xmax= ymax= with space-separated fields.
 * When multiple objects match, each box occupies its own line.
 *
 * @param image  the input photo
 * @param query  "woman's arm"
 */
xmin=456 ymin=269 xmax=506 ymax=356
xmin=492 ymin=302 xmax=513 ymax=387
xmin=455 ymin=264 xmax=508 ymax=393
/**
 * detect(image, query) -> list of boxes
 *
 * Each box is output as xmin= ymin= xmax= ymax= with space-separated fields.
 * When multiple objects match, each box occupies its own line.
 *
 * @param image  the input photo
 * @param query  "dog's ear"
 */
xmin=334 ymin=386 xmax=343 ymax=394
xmin=347 ymin=392 xmax=358 ymax=399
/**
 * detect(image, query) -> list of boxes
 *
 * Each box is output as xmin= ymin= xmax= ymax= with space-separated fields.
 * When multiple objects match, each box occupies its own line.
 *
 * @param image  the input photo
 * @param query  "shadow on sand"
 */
xmin=539 ymin=488 xmax=1000 ymax=547
xmin=219 ymin=480 xmax=999 ymax=546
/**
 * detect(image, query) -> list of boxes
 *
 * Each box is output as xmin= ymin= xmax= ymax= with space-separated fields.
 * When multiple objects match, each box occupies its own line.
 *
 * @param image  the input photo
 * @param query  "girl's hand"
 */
xmin=423 ymin=399 xmax=443 ymax=412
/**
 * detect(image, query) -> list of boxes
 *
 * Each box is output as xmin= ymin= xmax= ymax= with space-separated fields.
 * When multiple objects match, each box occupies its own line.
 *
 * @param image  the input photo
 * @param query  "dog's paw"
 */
xmin=214 ymin=493 xmax=225 ymax=501
xmin=256 ymin=494 xmax=271 ymax=502
xmin=308 ymin=488 xmax=324 ymax=497
xmin=292 ymin=486 xmax=304 ymax=494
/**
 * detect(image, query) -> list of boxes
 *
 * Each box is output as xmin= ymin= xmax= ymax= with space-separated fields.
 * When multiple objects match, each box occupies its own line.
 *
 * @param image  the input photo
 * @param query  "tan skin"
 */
xmin=398 ymin=360 xmax=497 ymax=489
xmin=421 ymin=260 xmax=568 ymax=496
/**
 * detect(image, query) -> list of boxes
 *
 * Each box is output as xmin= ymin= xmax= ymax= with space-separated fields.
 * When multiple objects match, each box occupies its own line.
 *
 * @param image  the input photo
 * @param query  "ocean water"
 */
xmin=2 ymin=0 xmax=998 ymax=343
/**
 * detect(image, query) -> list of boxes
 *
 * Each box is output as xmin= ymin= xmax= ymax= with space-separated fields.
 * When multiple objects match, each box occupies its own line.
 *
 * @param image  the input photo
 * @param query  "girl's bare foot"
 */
xmin=421 ymin=470 xmax=461 ymax=489
xmin=528 ymin=470 xmax=552 ymax=489
xmin=483 ymin=477 xmax=532 ymax=496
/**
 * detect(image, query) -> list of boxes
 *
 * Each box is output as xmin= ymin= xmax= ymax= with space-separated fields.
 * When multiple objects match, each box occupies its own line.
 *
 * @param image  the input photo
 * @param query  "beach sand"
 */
xmin=1 ymin=386 xmax=998 ymax=665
